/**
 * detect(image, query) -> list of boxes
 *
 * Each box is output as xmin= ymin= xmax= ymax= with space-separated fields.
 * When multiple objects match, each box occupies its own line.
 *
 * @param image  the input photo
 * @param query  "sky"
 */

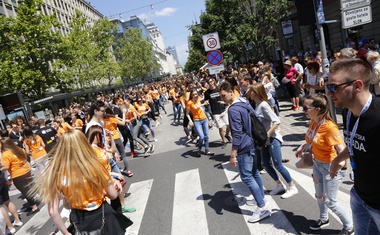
xmin=88 ymin=0 xmax=206 ymax=66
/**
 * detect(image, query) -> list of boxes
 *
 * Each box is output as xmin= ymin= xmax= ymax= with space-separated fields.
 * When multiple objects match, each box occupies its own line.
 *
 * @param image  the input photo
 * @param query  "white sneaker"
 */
xmin=270 ymin=183 xmax=286 ymax=195
xmin=246 ymin=199 xmax=256 ymax=206
xmin=248 ymin=205 xmax=271 ymax=223
xmin=281 ymin=186 xmax=298 ymax=199
xmin=259 ymin=169 xmax=267 ymax=174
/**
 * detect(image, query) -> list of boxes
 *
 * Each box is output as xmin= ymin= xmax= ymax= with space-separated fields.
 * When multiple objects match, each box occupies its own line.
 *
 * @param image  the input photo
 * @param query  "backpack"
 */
xmin=249 ymin=111 xmax=268 ymax=147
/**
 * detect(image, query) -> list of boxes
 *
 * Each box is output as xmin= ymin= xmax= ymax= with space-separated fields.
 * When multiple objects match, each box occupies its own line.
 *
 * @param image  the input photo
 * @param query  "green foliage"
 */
xmin=0 ymin=0 xmax=63 ymax=99
xmin=185 ymin=0 xmax=289 ymax=71
xmin=115 ymin=28 xmax=160 ymax=82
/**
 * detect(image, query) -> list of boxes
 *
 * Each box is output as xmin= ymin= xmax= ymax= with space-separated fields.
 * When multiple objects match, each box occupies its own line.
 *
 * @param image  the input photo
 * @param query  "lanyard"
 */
xmin=306 ymin=119 xmax=325 ymax=150
xmin=346 ymin=95 xmax=372 ymax=157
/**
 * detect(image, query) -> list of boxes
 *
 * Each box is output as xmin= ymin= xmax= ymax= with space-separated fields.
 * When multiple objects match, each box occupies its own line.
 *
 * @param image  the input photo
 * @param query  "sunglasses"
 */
xmin=302 ymin=106 xmax=313 ymax=111
xmin=325 ymin=80 xmax=356 ymax=93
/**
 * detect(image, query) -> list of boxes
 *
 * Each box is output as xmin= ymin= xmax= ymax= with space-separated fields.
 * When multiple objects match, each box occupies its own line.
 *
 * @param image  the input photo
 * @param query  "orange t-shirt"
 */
xmin=187 ymin=99 xmax=207 ymax=121
xmin=305 ymin=119 xmax=343 ymax=163
xmin=126 ymin=105 xmax=137 ymax=120
xmin=151 ymin=89 xmax=160 ymax=100
xmin=103 ymin=117 xmax=120 ymax=140
xmin=62 ymin=122 xmax=71 ymax=131
xmin=92 ymin=146 xmax=111 ymax=172
xmin=73 ymin=119 xmax=83 ymax=128
xmin=170 ymin=89 xmax=181 ymax=104
xmin=234 ymin=88 xmax=241 ymax=98
xmin=135 ymin=102 xmax=150 ymax=117
xmin=1 ymin=150 xmax=30 ymax=179
xmin=60 ymin=169 xmax=110 ymax=211
xmin=23 ymin=135 xmax=47 ymax=160
xmin=56 ymin=127 xmax=65 ymax=137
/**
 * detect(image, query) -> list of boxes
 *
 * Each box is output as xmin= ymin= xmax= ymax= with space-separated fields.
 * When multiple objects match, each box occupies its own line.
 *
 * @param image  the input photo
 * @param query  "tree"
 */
xmin=115 ymin=28 xmax=160 ymax=82
xmin=0 ymin=0 xmax=64 ymax=99
xmin=185 ymin=0 xmax=289 ymax=72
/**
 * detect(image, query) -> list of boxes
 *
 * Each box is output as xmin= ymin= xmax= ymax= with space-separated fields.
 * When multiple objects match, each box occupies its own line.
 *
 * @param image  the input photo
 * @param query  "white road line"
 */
xmin=222 ymin=162 xmax=298 ymax=234
xmin=14 ymin=204 xmax=48 ymax=235
xmin=125 ymin=179 xmax=154 ymax=235
xmin=286 ymin=167 xmax=352 ymax=224
xmin=171 ymin=169 xmax=209 ymax=235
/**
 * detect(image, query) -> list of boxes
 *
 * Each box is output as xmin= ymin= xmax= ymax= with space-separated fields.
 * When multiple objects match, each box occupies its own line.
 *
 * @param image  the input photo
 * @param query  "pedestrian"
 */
xmin=35 ymin=119 xmax=58 ymax=153
xmin=329 ymin=58 xmax=380 ymax=234
xmin=219 ymin=81 xmax=271 ymax=223
xmin=296 ymin=93 xmax=353 ymax=234
xmin=0 ymin=138 xmax=40 ymax=216
xmin=31 ymin=130 xmax=132 ymax=234
xmin=248 ymin=84 xmax=298 ymax=199
xmin=186 ymin=88 xmax=214 ymax=157
xmin=283 ymin=60 xmax=302 ymax=110
xmin=22 ymin=126 xmax=48 ymax=173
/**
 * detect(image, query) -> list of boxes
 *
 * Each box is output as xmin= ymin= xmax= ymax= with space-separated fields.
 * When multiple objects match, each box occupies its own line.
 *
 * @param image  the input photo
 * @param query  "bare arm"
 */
xmin=49 ymin=195 xmax=71 ymax=235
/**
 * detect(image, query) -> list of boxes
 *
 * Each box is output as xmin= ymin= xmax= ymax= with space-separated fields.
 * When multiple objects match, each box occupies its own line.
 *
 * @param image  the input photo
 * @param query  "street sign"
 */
xmin=341 ymin=4 xmax=372 ymax=29
xmin=340 ymin=0 xmax=370 ymax=10
xmin=206 ymin=50 xmax=223 ymax=66
xmin=208 ymin=65 xmax=224 ymax=75
xmin=202 ymin=32 xmax=220 ymax=52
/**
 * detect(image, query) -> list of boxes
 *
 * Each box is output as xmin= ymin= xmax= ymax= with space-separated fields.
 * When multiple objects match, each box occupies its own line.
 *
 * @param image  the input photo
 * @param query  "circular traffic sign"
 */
xmin=207 ymin=50 xmax=223 ymax=66
xmin=206 ymin=38 xmax=218 ymax=49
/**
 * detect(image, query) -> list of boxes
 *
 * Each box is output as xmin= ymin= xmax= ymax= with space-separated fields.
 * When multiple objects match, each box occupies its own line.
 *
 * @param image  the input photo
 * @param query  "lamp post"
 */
xmin=313 ymin=0 xmax=337 ymax=123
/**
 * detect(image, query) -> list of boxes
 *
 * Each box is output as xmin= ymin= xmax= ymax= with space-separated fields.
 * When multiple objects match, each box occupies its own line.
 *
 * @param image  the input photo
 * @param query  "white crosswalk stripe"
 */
xmin=15 ymin=163 xmax=354 ymax=235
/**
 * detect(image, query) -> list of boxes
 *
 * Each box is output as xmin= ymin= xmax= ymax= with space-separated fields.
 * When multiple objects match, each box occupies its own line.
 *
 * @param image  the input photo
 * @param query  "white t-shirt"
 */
xmin=306 ymin=71 xmax=323 ymax=94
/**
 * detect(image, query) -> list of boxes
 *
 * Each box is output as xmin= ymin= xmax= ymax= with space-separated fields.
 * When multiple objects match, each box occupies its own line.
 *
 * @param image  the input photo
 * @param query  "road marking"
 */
xmin=222 ymin=162 xmax=298 ymax=234
xmin=14 ymin=204 xmax=48 ymax=235
xmin=171 ymin=169 xmax=209 ymax=235
xmin=125 ymin=179 xmax=154 ymax=235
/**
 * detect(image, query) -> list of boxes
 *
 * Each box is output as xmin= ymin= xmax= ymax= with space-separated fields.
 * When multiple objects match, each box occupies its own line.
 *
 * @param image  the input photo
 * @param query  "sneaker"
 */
xmin=309 ymin=219 xmax=330 ymax=230
xmin=204 ymin=151 xmax=214 ymax=156
xmin=124 ymin=192 xmax=131 ymax=198
xmin=281 ymin=186 xmax=298 ymax=199
xmin=247 ymin=205 xmax=271 ymax=223
xmin=155 ymin=121 xmax=160 ymax=127
xmin=143 ymin=146 xmax=150 ymax=154
xmin=126 ymin=171 xmax=133 ymax=178
xmin=153 ymin=139 xmax=158 ymax=142
xmin=121 ymin=205 xmax=136 ymax=213
xmin=338 ymin=228 xmax=354 ymax=235
xmin=259 ymin=169 xmax=267 ymax=174
xmin=149 ymin=145 xmax=155 ymax=154
xmin=221 ymin=142 xmax=227 ymax=149
xmin=270 ymin=183 xmax=286 ymax=195
xmin=225 ymin=135 xmax=232 ymax=143
xmin=12 ymin=221 xmax=23 ymax=227
xmin=9 ymin=228 xmax=16 ymax=234
xmin=26 ymin=208 xmax=40 ymax=216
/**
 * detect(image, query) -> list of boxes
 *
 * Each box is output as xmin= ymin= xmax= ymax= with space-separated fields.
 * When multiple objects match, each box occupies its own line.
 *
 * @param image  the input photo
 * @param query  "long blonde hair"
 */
xmin=32 ymin=130 xmax=110 ymax=205
xmin=0 ymin=138 xmax=27 ymax=160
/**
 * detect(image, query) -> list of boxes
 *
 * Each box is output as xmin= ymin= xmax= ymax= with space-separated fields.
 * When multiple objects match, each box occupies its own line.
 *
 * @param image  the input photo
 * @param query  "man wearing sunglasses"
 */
xmin=328 ymin=58 xmax=380 ymax=235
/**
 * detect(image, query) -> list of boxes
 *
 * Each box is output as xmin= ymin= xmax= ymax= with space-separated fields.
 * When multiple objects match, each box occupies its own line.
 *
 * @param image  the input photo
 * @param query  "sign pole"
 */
xmin=313 ymin=0 xmax=337 ymax=123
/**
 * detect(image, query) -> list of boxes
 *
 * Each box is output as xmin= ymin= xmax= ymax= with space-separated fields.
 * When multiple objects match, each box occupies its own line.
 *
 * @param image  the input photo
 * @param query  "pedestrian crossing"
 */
xmin=14 ymin=162 xmax=353 ymax=235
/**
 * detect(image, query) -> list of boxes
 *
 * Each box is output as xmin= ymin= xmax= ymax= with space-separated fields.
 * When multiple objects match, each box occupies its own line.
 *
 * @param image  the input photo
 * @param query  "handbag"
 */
xmin=295 ymin=151 xmax=313 ymax=169
xmin=72 ymin=203 xmax=105 ymax=235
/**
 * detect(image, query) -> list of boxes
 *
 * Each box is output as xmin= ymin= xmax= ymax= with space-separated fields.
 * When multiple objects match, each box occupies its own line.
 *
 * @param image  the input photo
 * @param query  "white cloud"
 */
xmin=137 ymin=13 xmax=150 ymax=21
xmin=176 ymin=43 xmax=189 ymax=66
xmin=154 ymin=7 xmax=177 ymax=17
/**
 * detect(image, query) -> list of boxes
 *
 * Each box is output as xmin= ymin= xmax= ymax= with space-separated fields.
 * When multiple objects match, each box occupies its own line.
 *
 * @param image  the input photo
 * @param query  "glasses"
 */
xmin=325 ymin=80 xmax=356 ymax=93
xmin=302 ymin=106 xmax=313 ymax=112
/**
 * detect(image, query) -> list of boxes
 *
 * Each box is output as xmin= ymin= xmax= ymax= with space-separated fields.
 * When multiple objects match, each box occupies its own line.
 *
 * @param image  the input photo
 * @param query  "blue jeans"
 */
xmin=194 ymin=118 xmax=209 ymax=152
xmin=172 ymin=103 xmax=182 ymax=122
xmin=140 ymin=118 xmax=155 ymax=138
xmin=351 ymin=187 xmax=380 ymax=234
xmin=237 ymin=148 xmax=265 ymax=207
xmin=313 ymin=160 xmax=353 ymax=229
xmin=261 ymin=137 xmax=292 ymax=183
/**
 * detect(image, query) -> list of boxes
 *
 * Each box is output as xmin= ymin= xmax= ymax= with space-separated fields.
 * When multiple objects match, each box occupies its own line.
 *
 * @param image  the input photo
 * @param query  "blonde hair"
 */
xmin=32 ymin=130 xmax=110 ymax=206
xmin=249 ymin=83 xmax=269 ymax=103
xmin=0 ymin=138 xmax=27 ymax=160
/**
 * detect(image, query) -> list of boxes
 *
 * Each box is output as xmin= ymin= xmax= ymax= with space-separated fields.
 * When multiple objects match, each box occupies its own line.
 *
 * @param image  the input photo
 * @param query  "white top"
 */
xmin=294 ymin=62 xmax=304 ymax=74
xmin=306 ymin=71 xmax=323 ymax=94
xmin=255 ymin=101 xmax=283 ymax=142
xmin=263 ymin=81 xmax=275 ymax=100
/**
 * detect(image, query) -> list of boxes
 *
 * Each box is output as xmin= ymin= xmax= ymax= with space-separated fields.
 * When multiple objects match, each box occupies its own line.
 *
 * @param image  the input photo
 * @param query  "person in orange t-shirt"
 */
xmin=1 ymin=138 xmax=39 ymax=216
xmin=32 ymin=130 xmax=132 ymax=234
xmin=22 ymin=126 xmax=48 ymax=173
xmin=295 ymin=94 xmax=353 ymax=232
xmin=169 ymin=85 xmax=182 ymax=124
xmin=53 ymin=119 xmax=65 ymax=137
xmin=186 ymin=88 xmax=214 ymax=157
xmin=135 ymin=97 xmax=157 ymax=142
xmin=71 ymin=113 xmax=84 ymax=130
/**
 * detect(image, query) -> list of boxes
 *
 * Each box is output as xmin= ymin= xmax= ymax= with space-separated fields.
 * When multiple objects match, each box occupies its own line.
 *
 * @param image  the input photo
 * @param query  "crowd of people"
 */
xmin=0 ymin=37 xmax=379 ymax=234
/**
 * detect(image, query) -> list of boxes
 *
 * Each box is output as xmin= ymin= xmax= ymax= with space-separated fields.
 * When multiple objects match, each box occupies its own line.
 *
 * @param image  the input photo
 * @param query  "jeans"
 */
xmin=141 ymin=118 xmax=155 ymax=138
xmin=194 ymin=118 xmax=209 ymax=151
xmin=313 ymin=160 xmax=353 ymax=229
xmin=351 ymin=187 xmax=380 ymax=234
xmin=261 ymin=137 xmax=292 ymax=183
xmin=115 ymin=138 xmax=129 ymax=171
xmin=237 ymin=148 xmax=265 ymax=207
xmin=172 ymin=103 xmax=182 ymax=122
